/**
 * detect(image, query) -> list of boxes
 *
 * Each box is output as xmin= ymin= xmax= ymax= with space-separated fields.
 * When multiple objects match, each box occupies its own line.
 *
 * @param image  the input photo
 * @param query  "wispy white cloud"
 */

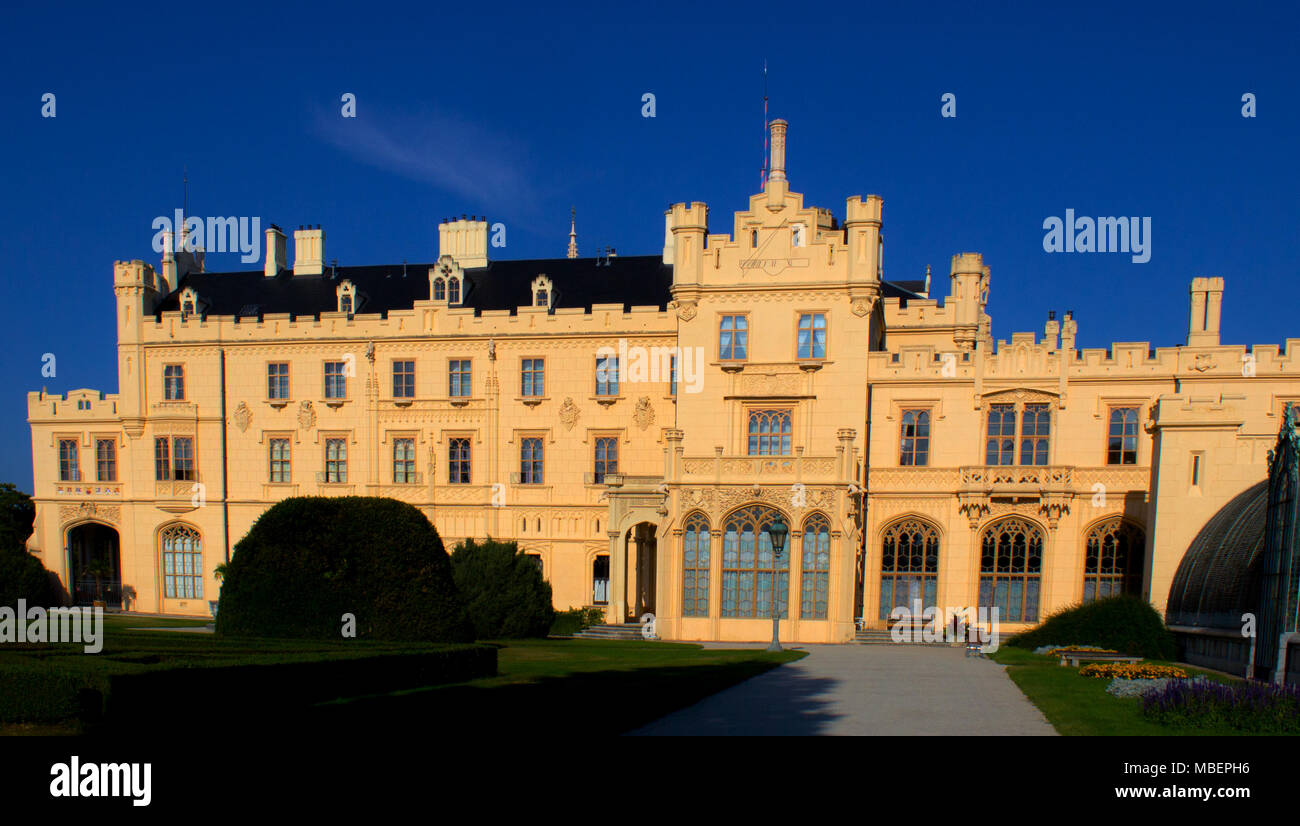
xmin=313 ymin=105 xmax=538 ymax=214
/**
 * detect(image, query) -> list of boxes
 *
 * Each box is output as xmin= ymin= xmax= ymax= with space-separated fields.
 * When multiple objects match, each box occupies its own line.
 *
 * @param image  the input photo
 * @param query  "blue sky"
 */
xmin=1 ymin=0 xmax=1297 ymax=490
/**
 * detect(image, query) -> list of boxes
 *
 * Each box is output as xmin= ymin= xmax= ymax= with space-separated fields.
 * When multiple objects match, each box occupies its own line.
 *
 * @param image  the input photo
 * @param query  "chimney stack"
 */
xmin=293 ymin=225 xmax=325 ymax=276
xmin=765 ymin=119 xmax=789 ymax=207
xmin=438 ymin=216 xmax=488 ymax=268
xmin=1187 ymin=277 xmax=1225 ymax=347
xmin=265 ymin=224 xmax=287 ymax=277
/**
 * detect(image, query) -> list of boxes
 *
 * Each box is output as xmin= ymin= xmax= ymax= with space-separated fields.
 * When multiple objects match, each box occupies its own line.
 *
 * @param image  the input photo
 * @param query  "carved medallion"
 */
xmin=233 ymin=401 xmax=251 ymax=432
xmin=298 ymin=400 xmax=317 ymax=430
xmin=675 ymin=301 xmax=698 ymax=321
xmin=634 ymin=397 xmax=656 ymax=430
xmin=1193 ymin=353 xmax=1216 ymax=372
xmin=851 ymin=298 xmax=871 ymax=318
xmin=559 ymin=397 xmax=580 ymax=430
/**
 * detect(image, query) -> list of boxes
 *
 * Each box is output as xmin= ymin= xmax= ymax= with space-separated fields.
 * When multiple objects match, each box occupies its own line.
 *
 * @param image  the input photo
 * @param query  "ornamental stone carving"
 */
xmin=232 ymin=401 xmax=251 ymax=432
xmin=298 ymin=400 xmax=317 ymax=430
xmin=634 ymin=397 xmax=655 ymax=430
xmin=59 ymin=502 xmax=121 ymax=525
xmin=559 ymin=397 xmax=580 ymax=430
xmin=674 ymin=300 xmax=698 ymax=321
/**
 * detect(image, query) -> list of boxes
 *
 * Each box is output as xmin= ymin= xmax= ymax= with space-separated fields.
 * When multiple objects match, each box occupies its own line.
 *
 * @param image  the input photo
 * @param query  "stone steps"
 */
xmin=571 ymin=623 xmax=650 ymax=641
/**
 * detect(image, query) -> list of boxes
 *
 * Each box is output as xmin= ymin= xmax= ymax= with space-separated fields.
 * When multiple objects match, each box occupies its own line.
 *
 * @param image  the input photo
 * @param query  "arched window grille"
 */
xmin=978 ymin=517 xmax=1044 ymax=622
xmin=682 ymin=512 xmax=711 ymax=617
xmin=433 ymin=277 xmax=446 ymax=301
xmin=800 ymin=513 xmax=831 ymax=619
xmin=1083 ymin=519 xmax=1144 ymax=601
xmin=721 ymin=505 xmax=788 ymax=618
xmin=160 ymin=524 xmax=203 ymax=600
xmin=879 ymin=519 xmax=939 ymax=620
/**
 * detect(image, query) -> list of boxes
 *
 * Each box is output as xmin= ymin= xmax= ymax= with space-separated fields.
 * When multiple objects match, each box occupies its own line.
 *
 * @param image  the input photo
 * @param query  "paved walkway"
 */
xmin=629 ymin=644 xmax=1058 ymax=736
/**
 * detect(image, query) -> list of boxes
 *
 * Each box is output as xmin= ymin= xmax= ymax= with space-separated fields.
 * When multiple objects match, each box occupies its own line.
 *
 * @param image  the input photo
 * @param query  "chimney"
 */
xmin=662 ymin=210 xmax=675 ymax=265
xmin=765 ymin=118 xmax=789 ymax=207
xmin=265 ymin=224 xmax=287 ymax=277
xmin=293 ymin=225 xmax=324 ymax=276
xmin=159 ymin=230 xmax=176 ymax=293
xmin=1187 ymin=277 xmax=1224 ymax=347
xmin=438 ymin=216 xmax=488 ymax=268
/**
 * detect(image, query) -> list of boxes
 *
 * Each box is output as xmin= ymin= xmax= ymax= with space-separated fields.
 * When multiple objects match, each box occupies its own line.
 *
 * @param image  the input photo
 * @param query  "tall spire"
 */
xmin=566 ymin=207 xmax=578 ymax=259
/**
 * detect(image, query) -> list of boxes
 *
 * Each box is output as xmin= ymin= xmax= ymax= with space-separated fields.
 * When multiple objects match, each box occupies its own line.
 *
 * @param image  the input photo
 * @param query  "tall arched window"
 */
xmin=800 ymin=513 xmax=831 ymax=619
xmin=433 ymin=277 xmax=446 ymax=301
xmin=682 ymin=512 xmax=711 ymax=617
xmin=1084 ymin=519 xmax=1144 ymax=601
xmin=721 ymin=505 xmax=788 ymax=618
xmin=160 ymin=524 xmax=203 ymax=600
xmin=448 ymin=277 xmax=461 ymax=304
xmin=978 ymin=517 xmax=1044 ymax=622
xmin=879 ymin=519 xmax=939 ymax=620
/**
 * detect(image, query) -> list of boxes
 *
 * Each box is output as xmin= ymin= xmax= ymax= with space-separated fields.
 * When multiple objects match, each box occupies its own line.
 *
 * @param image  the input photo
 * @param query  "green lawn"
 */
xmin=991 ymin=646 xmax=1261 ymax=736
xmin=2 ymin=616 xmax=803 ymax=736
xmin=311 ymin=639 xmax=805 ymax=736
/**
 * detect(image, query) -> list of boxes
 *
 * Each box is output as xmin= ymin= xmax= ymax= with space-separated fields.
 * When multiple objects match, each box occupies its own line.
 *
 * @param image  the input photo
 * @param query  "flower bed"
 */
xmin=1079 ymin=662 xmax=1187 ymax=680
xmin=1142 ymin=678 xmax=1300 ymax=732
xmin=1046 ymin=645 xmax=1117 ymax=658
xmin=1105 ymin=677 xmax=1177 ymax=698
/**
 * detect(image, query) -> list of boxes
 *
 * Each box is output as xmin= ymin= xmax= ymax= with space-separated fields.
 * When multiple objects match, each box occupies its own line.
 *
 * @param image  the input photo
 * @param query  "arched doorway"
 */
xmin=629 ymin=523 xmax=657 ymax=618
xmin=67 ymin=523 xmax=121 ymax=608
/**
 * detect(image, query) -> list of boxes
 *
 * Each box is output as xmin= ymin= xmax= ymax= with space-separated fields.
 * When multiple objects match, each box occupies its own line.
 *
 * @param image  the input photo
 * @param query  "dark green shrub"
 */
xmin=215 ymin=497 xmax=472 ymax=642
xmin=550 ymin=607 xmax=606 ymax=636
xmin=0 ymin=483 xmax=58 ymax=608
xmin=451 ymin=538 xmax=555 ymax=639
xmin=1009 ymin=595 xmax=1176 ymax=659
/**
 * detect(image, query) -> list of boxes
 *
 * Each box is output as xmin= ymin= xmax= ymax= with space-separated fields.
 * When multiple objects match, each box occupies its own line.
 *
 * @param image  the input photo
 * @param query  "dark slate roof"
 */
xmin=155 ymin=253 xmax=926 ymax=319
xmin=1165 ymin=481 xmax=1268 ymax=630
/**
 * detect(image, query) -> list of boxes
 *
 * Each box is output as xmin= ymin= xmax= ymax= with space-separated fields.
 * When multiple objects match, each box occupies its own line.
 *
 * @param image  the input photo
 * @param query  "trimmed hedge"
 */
xmin=216 ymin=497 xmax=473 ymax=642
xmin=550 ymin=607 xmax=607 ymax=637
xmin=0 ymin=644 xmax=497 ymax=725
xmin=451 ymin=539 xmax=555 ymax=639
xmin=0 ymin=549 xmax=59 ymax=609
xmin=1009 ymin=595 xmax=1176 ymax=659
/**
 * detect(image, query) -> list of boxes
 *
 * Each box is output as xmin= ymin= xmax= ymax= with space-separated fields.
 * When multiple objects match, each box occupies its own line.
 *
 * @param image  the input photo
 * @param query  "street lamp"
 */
xmin=766 ymin=518 xmax=789 ymax=652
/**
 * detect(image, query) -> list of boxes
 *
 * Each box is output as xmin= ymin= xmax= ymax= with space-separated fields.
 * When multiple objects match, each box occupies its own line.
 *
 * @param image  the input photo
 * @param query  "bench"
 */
xmin=1058 ymin=652 xmax=1143 ymax=667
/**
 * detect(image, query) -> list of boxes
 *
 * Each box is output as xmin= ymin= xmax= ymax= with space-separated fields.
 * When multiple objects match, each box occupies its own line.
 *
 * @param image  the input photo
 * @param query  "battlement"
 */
xmin=28 ymin=388 xmax=120 ymax=421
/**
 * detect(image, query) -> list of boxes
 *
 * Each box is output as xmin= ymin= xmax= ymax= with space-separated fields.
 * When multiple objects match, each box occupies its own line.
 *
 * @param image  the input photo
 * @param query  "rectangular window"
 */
xmin=58 ymin=439 xmax=80 ymax=482
xmin=448 ymin=438 xmax=471 ymax=484
xmin=172 ymin=437 xmax=195 ymax=481
xmin=520 ymin=437 xmax=544 ymax=484
xmin=797 ymin=313 xmax=827 ymax=359
xmin=325 ymin=438 xmax=348 ymax=483
xmin=163 ymin=364 xmax=185 ymax=400
xmin=324 ymin=361 xmax=347 ymax=399
xmin=269 ymin=438 xmax=291 ymax=483
xmin=267 ymin=363 xmax=290 ymax=400
xmin=95 ymin=439 xmax=116 ymax=482
xmin=748 ymin=409 xmax=792 ymax=456
xmin=392 ymin=438 xmax=416 ymax=483
xmin=392 ymin=361 xmax=415 ymax=399
xmin=448 ymin=359 xmax=472 ymax=397
xmin=719 ymin=315 xmax=748 ymax=360
xmin=899 ymin=410 xmax=930 ymax=466
xmin=1106 ymin=407 xmax=1139 ymax=465
xmin=1191 ymin=453 xmax=1202 ymax=487
xmin=1020 ymin=404 xmax=1051 ymax=465
xmin=985 ymin=404 xmax=1017 ymax=465
xmin=521 ymin=358 xmax=545 ymax=397
xmin=595 ymin=356 xmax=619 ymax=396
xmin=154 ymin=437 xmax=170 ymax=481
xmin=669 ymin=354 xmax=678 ymax=396
xmin=594 ymin=437 xmax=618 ymax=484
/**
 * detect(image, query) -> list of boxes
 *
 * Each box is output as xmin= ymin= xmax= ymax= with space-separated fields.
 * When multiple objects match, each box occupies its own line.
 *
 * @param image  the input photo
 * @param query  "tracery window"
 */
xmin=879 ymin=519 xmax=939 ymax=620
xmin=721 ymin=505 xmax=788 ymax=618
xmin=800 ymin=513 xmax=831 ymax=619
xmin=682 ymin=512 xmax=711 ymax=617
xmin=978 ymin=518 xmax=1044 ymax=623
xmin=160 ymin=524 xmax=203 ymax=600
xmin=747 ymin=409 xmax=792 ymax=456
xmin=1083 ymin=519 xmax=1144 ymax=601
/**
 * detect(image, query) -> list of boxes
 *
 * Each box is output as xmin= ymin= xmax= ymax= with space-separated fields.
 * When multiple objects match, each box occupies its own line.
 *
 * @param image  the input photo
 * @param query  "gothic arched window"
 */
xmin=721 ymin=505 xmax=788 ymax=618
xmin=682 ymin=512 xmax=711 ymax=617
xmin=879 ymin=519 xmax=939 ymax=620
xmin=801 ymin=513 xmax=831 ymax=619
xmin=978 ymin=517 xmax=1044 ymax=622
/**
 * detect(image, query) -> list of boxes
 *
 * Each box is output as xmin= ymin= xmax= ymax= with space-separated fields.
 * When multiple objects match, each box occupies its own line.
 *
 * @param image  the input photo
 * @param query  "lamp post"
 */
xmin=766 ymin=518 xmax=788 ymax=652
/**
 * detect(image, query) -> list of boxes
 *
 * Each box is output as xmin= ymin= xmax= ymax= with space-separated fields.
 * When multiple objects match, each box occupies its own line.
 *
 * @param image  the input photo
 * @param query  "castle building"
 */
xmin=26 ymin=120 xmax=1300 ymax=643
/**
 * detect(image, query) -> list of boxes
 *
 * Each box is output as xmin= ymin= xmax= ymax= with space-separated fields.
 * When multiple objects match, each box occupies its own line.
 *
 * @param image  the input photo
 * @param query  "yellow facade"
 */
xmin=26 ymin=120 xmax=1300 ymax=642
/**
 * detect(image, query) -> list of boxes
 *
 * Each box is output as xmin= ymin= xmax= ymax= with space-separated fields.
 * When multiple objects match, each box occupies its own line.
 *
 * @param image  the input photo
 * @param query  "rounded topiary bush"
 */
xmin=0 ymin=549 xmax=59 ymax=608
xmin=216 ymin=497 xmax=472 ymax=641
xmin=450 ymin=539 xmax=555 ymax=639
xmin=1009 ymin=595 xmax=1176 ymax=659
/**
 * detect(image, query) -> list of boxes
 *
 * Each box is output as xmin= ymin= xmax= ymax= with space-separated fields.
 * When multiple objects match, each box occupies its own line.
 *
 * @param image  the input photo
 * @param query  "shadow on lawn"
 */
xmin=305 ymin=656 xmax=841 ymax=737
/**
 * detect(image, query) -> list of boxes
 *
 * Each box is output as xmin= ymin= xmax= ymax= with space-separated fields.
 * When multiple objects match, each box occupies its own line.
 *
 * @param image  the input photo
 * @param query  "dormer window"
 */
xmin=530 ymin=275 xmax=553 ymax=310
xmin=433 ymin=277 xmax=446 ymax=301
xmin=432 ymin=258 xmax=463 ymax=305
xmin=179 ymin=287 xmax=199 ymax=319
xmin=336 ymin=280 xmax=358 ymax=315
xmin=448 ymin=276 xmax=461 ymax=304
